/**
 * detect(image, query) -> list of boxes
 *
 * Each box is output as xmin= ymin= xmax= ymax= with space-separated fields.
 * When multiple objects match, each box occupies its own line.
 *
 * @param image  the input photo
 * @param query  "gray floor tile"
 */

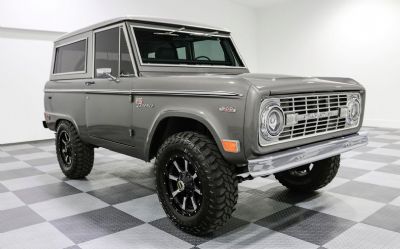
xmin=329 ymin=181 xmax=400 ymax=203
xmin=352 ymin=153 xmax=399 ymax=163
xmin=25 ymin=156 xmax=58 ymax=166
xmin=255 ymin=206 xmax=355 ymax=245
xmin=336 ymin=166 xmax=369 ymax=179
xmin=7 ymin=147 xmax=44 ymax=156
xmin=377 ymin=164 xmax=400 ymax=175
xmin=0 ymin=167 xmax=44 ymax=181
xmin=87 ymin=182 xmax=154 ymax=205
xmin=14 ymin=182 xmax=82 ymax=204
xmin=0 ymin=206 xmax=45 ymax=233
xmin=0 ymin=157 xmax=19 ymax=164
xmin=383 ymin=143 xmax=400 ymax=150
xmin=150 ymin=216 xmax=249 ymax=246
xmin=363 ymin=205 xmax=400 ymax=233
xmin=51 ymin=206 xmax=144 ymax=243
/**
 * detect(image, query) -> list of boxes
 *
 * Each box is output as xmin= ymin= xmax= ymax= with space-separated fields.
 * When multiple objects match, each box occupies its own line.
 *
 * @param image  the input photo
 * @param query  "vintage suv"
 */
xmin=44 ymin=17 xmax=368 ymax=235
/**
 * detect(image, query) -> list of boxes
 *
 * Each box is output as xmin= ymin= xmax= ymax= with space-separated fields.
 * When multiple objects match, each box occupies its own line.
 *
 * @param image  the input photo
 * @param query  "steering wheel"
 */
xmin=195 ymin=55 xmax=212 ymax=61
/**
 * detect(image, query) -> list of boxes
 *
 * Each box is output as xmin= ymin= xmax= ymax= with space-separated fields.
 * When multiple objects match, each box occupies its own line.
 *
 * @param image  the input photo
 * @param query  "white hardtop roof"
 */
xmin=56 ymin=16 xmax=230 ymax=42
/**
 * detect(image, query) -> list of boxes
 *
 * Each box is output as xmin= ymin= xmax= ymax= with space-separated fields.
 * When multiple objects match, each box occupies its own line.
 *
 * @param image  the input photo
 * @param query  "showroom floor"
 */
xmin=1 ymin=127 xmax=400 ymax=249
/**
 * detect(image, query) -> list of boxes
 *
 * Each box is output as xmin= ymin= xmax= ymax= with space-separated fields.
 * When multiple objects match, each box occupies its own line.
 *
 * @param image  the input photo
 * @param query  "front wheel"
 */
xmin=55 ymin=121 xmax=94 ymax=179
xmin=155 ymin=132 xmax=238 ymax=235
xmin=274 ymin=155 xmax=340 ymax=192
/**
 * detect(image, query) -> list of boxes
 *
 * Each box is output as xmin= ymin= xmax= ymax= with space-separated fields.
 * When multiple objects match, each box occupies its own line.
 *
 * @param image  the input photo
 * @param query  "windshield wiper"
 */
xmin=153 ymin=27 xmax=186 ymax=36
xmin=190 ymin=31 xmax=219 ymax=37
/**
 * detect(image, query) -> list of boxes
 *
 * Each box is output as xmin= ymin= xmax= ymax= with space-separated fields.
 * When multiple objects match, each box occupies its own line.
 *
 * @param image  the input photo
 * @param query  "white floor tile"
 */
xmin=114 ymin=194 xmax=166 ymax=222
xmin=0 ymin=192 xmax=25 ymax=210
xmin=79 ymin=224 xmax=192 ymax=249
xmin=199 ymin=224 xmax=319 ymax=249
xmin=0 ymin=161 xmax=31 ymax=171
xmin=0 ymin=144 xmax=35 ymax=152
xmin=393 ymin=159 xmax=400 ymax=165
xmin=375 ymin=134 xmax=400 ymax=140
xmin=366 ymin=141 xmax=387 ymax=148
xmin=296 ymin=192 xmax=384 ymax=222
xmin=0 ymin=151 xmax=10 ymax=158
xmin=1 ymin=174 xmax=60 ymax=191
xmin=341 ymin=151 xmax=362 ymax=159
xmin=321 ymin=177 xmax=349 ymax=191
xmin=355 ymin=171 xmax=400 ymax=189
xmin=0 ymin=222 xmax=74 ymax=249
xmin=368 ymin=148 xmax=400 ymax=158
xmin=66 ymin=175 xmax=127 ymax=192
xmin=29 ymin=193 xmax=108 ymax=220
xmin=390 ymin=196 xmax=400 ymax=207
xmin=14 ymin=152 xmax=54 ymax=161
xmin=35 ymin=163 xmax=59 ymax=173
xmin=341 ymin=158 xmax=387 ymax=171
xmin=324 ymin=223 xmax=400 ymax=249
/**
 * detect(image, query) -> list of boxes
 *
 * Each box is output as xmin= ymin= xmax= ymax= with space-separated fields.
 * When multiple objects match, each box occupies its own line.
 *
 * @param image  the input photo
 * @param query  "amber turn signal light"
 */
xmin=221 ymin=139 xmax=240 ymax=153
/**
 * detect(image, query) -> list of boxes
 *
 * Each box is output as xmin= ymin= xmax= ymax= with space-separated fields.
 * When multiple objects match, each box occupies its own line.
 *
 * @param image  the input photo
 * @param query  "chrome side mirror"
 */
xmin=96 ymin=68 xmax=119 ymax=82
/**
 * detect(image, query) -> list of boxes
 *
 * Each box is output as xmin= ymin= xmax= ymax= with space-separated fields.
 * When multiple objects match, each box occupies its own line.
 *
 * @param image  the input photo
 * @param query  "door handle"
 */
xmin=85 ymin=81 xmax=95 ymax=86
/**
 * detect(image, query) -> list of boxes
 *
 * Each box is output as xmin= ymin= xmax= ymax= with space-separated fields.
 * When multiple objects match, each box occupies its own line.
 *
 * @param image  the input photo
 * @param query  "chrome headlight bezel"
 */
xmin=343 ymin=93 xmax=362 ymax=127
xmin=259 ymin=99 xmax=285 ymax=140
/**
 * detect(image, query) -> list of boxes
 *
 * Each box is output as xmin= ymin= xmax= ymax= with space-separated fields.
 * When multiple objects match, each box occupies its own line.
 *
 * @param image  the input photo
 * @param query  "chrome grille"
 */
xmin=278 ymin=93 xmax=348 ymax=142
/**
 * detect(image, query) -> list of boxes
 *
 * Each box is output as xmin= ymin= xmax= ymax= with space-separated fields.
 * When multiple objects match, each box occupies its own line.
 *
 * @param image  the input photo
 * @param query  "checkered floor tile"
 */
xmin=1 ymin=127 xmax=400 ymax=248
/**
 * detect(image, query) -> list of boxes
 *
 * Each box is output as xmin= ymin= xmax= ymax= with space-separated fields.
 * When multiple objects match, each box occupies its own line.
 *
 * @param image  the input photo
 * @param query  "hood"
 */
xmin=139 ymin=72 xmax=364 ymax=97
xmin=240 ymin=73 xmax=364 ymax=95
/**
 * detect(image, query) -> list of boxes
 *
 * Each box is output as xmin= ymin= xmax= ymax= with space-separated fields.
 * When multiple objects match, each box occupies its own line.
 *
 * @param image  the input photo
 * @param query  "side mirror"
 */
xmin=96 ymin=68 xmax=119 ymax=82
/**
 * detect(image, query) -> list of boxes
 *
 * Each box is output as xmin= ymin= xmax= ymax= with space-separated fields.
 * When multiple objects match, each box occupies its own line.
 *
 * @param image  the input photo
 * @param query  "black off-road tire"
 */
xmin=55 ymin=121 xmax=94 ymax=179
xmin=155 ymin=132 xmax=238 ymax=236
xmin=274 ymin=155 xmax=340 ymax=192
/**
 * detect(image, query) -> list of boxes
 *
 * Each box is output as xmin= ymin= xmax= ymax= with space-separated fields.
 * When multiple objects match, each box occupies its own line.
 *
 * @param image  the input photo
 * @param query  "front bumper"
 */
xmin=239 ymin=132 xmax=368 ymax=178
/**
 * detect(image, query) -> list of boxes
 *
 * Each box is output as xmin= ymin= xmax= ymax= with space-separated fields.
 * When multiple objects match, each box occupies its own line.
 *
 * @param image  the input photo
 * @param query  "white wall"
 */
xmin=0 ymin=0 xmax=258 ymax=144
xmin=254 ymin=0 xmax=400 ymax=128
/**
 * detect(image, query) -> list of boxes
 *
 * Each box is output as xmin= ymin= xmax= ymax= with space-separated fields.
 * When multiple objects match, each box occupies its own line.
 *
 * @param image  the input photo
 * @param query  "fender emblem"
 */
xmin=219 ymin=106 xmax=237 ymax=113
xmin=135 ymin=97 xmax=154 ymax=109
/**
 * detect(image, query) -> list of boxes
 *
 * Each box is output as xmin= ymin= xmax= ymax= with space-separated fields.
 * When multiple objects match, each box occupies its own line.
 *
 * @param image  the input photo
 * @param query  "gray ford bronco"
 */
xmin=43 ymin=17 xmax=368 ymax=235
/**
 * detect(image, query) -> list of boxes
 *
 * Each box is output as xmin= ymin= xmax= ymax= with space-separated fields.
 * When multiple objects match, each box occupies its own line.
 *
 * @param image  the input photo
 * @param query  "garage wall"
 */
xmin=0 ymin=0 xmax=258 ymax=144
xmin=254 ymin=0 xmax=400 ymax=128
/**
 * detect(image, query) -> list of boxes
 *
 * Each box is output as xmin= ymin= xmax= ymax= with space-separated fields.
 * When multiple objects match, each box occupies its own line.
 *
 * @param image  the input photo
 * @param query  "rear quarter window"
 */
xmin=53 ymin=40 xmax=87 ymax=74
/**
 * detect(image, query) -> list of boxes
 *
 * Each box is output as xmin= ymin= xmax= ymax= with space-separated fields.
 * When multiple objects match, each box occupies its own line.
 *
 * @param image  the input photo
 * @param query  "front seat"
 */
xmin=155 ymin=47 xmax=178 ymax=60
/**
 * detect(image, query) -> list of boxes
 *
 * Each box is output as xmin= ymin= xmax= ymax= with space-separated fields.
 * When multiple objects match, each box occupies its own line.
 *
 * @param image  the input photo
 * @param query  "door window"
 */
xmin=94 ymin=26 xmax=134 ymax=78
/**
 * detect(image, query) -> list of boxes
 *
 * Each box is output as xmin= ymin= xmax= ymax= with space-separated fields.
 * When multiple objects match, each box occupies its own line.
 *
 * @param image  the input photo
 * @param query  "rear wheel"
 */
xmin=55 ymin=121 xmax=94 ymax=179
xmin=274 ymin=155 xmax=340 ymax=192
xmin=155 ymin=132 xmax=238 ymax=235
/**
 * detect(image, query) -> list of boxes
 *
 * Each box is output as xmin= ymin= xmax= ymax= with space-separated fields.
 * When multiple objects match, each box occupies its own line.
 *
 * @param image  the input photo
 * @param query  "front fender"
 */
xmin=144 ymin=107 xmax=247 ymax=165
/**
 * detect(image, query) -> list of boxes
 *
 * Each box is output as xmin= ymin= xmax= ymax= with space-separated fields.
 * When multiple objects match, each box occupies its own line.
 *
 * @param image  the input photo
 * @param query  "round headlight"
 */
xmin=346 ymin=97 xmax=361 ymax=125
xmin=260 ymin=104 xmax=285 ymax=139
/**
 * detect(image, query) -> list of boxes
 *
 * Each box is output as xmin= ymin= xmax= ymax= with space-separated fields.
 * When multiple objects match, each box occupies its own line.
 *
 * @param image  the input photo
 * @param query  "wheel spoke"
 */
xmin=192 ymin=173 xmax=197 ymax=179
xmin=182 ymin=196 xmax=187 ymax=210
xmin=172 ymin=189 xmax=181 ymax=197
xmin=191 ymin=196 xmax=197 ymax=210
xmin=173 ymin=161 xmax=182 ymax=173
xmin=168 ymin=174 xmax=178 ymax=181
xmin=184 ymin=160 xmax=188 ymax=172
xmin=194 ymin=186 xmax=202 ymax=195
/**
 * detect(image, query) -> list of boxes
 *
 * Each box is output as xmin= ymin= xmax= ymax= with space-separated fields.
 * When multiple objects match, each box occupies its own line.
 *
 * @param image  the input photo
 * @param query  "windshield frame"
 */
xmin=129 ymin=24 xmax=247 ymax=70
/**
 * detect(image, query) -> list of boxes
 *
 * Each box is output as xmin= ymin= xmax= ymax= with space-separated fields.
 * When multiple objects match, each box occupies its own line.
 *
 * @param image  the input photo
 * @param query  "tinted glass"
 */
xmin=120 ymin=29 xmax=134 ymax=76
xmin=134 ymin=28 xmax=244 ymax=67
xmin=95 ymin=27 xmax=119 ymax=77
xmin=53 ymin=40 xmax=86 ymax=74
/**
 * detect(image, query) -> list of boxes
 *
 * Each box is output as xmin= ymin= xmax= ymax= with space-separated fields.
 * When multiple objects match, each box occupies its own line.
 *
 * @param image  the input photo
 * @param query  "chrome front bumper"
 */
xmin=239 ymin=132 xmax=368 ymax=178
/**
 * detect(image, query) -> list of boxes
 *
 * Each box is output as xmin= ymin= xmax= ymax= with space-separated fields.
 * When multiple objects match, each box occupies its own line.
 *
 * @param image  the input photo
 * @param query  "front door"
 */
xmin=85 ymin=24 xmax=136 ymax=146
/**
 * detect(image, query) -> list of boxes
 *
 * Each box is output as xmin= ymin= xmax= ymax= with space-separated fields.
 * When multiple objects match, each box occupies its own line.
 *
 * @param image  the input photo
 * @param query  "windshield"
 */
xmin=133 ymin=28 xmax=244 ymax=67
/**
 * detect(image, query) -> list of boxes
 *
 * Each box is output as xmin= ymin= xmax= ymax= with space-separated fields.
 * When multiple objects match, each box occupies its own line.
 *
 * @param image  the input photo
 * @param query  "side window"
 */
xmin=53 ymin=40 xmax=86 ymax=74
xmin=95 ymin=27 xmax=119 ymax=77
xmin=95 ymin=26 xmax=134 ymax=78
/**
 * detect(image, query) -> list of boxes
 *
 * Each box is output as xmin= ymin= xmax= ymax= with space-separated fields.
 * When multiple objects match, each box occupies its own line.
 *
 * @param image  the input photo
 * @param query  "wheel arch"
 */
xmin=145 ymin=112 xmax=223 ymax=162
